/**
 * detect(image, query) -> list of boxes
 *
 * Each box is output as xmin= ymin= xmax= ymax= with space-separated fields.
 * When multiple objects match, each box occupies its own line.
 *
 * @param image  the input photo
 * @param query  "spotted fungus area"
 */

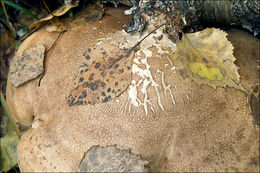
xmin=68 ymin=43 xmax=134 ymax=105
xmin=6 ymin=7 xmax=259 ymax=172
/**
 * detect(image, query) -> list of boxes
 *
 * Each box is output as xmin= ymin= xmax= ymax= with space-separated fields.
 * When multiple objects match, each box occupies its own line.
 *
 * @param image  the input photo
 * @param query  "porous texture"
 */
xmin=6 ymin=7 xmax=259 ymax=172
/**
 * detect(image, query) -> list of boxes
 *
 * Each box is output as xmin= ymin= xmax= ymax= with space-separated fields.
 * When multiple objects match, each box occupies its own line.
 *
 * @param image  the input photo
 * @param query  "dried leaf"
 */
xmin=9 ymin=44 xmax=45 ymax=87
xmin=175 ymin=28 xmax=245 ymax=91
xmin=79 ymin=146 xmax=149 ymax=172
xmin=68 ymin=44 xmax=134 ymax=106
xmin=46 ymin=2 xmax=104 ymax=32
xmin=29 ymin=0 xmax=79 ymax=29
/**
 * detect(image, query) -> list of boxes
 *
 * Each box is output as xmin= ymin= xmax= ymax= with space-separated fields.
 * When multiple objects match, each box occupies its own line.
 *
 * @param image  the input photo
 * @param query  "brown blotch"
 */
xmin=118 ymin=68 xmax=124 ymax=74
xmin=79 ymin=77 xmax=84 ymax=82
xmin=101 ymin=71 xmax=106 ymax=77
xmin=94 ymin=62 xmax=101 ymax=69
xmin=85 ymin=55 xmax=91 ymax=60
xmin=88 ymin=73 xmax=94 ymax=81
xmin=114 ymin=63 xmax=119 ymax=69
xmin=110 ymin=71 xmax=114 ymax=75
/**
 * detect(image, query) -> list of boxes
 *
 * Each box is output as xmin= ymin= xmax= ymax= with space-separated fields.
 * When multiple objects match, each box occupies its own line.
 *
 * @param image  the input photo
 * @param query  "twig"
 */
xmin=38 ymin=31 xmax=63 ymax=87
xmin=42 ymin=0 xmax=54 ymax=17
xmin=1 ymin=0 xmax=15 ymax=36
xmin=19 ymin=0 xmax=39 ymax=12
xmin=108 ymin=22 xmax=167 ymax=69
xmin=154 ymin=8 xmax=185 ymax=35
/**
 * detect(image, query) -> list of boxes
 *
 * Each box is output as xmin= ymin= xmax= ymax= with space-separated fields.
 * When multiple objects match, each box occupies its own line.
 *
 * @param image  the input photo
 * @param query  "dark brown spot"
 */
xmin=107 ymin=88 xmax=111 ymax=92
xmin=90 ymin=82 xmax=98 ymax=90
xmin=94 ymin=62 xmax=101 ymax=69
xmin=89 ymin=73 xmax=94 ymax=81
xmin=108 ymin=57 xmax=116 ymax=65
xmin=115 ymin=81 xmax=118 ymax=86
xmin=102 ymin=92 xmax=106 ymax=96
xmin=79 ymin=77 xmax=84 ymax=82
xmin=103 ymin=95 xmax=111 ymax=102
xmin=101 ymin=71 xmax=106 ymax=77
xmin=92 ymin=61 xmax=96 ymax=64
xmin=87 ymin=48 xmax=91 ymax=52
xmin=110 ymin=71 xmax=114 ymax=75
xmin=74 ymin=100 xmax=83 ymax=105
xmin=101 ymin=51 xmax=107 ymax=56
xmin=114 ymin=63 xmax=119 ymax=69
xmin=85 ymin=55 xmax=91 ymax=60
xmin=80 ymin=70 xmax=84 ymax=74
xmin=100 ymin=82 xmax=106 ymax=88
xmin=118 ymin=68 xmax=124 ymax=74
xmin=79 ymin=90 xmax=87 ymax=99
xmin=127 ymin=66 xmax=131 ymax=70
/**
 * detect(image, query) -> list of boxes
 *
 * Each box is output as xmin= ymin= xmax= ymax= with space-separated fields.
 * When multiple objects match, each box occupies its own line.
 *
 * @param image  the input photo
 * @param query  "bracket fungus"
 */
xmin=6 ymin=7 xmax=259 ymax=172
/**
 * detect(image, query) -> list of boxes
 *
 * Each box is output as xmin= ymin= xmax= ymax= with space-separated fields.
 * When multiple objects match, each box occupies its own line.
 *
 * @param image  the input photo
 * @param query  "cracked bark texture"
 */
xmin=116 ymin=0 xmax=259 ymax=36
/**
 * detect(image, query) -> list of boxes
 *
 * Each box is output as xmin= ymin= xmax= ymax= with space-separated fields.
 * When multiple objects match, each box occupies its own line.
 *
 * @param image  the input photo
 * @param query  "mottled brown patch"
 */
xmin=9 ymin=44 xmax=45 ymax=86
xmin=68 ymin=43 xmax=134 ymax=105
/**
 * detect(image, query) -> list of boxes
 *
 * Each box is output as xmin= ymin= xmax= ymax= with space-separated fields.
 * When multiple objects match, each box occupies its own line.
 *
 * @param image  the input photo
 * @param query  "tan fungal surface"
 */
xmin=9 ymin=44 xmax=45 ymax=87
xmin=6 ymin=8 xmax=259 ymax=172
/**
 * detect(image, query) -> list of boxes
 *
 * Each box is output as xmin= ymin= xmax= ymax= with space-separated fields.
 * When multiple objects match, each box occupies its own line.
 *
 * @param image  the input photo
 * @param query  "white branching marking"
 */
xmin=130 ymin=54 xmax=164 ymax=116
xmin=104 ymin=17 xmax=177 ymax=116
xmin=186 ymin=94 xmax=191 ymax=101
xmin=128 ymin=79 xmax=142 ymax=113
xmin=166 ymin=56 xmax=176 ymax=71
xmin=157 ymin=70 xmax=176 ymax=105
xmin=141 ymin=56 xmax=164 ymax=111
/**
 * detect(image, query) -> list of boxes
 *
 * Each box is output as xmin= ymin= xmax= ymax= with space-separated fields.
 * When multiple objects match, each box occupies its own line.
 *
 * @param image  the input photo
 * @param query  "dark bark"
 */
xmin=121 ymin=0 xmax=259 ymax=36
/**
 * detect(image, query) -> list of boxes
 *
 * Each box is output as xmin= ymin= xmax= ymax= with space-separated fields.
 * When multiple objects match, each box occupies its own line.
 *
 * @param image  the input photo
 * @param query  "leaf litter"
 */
xmin=174 ymin=28 xmax=245 ymax=92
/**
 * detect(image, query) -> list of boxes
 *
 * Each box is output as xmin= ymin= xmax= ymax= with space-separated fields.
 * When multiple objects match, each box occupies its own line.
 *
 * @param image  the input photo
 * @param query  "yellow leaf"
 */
xmin=189 ymin=62 xmax=224 ymax=81
xmin=174 ymin=28 xmax=245 ymax=91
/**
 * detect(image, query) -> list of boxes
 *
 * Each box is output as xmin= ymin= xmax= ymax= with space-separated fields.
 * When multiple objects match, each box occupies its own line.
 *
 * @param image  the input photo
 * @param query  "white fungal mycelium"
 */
xmin=102 ymin=16 xmax=181 ymax=116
